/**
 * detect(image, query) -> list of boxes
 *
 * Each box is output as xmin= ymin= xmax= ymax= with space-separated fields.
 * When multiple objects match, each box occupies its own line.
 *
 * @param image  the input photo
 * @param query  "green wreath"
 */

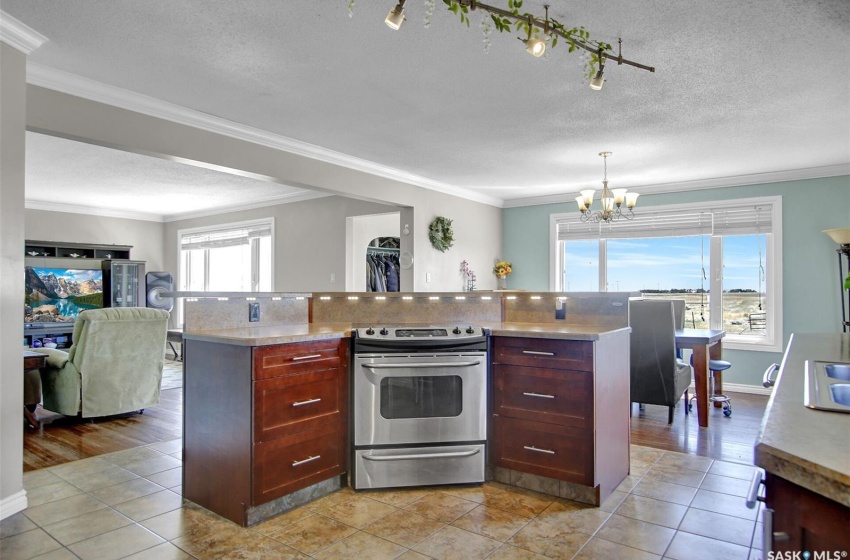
xmin=429 ymin=216 xmax=454 ymax=252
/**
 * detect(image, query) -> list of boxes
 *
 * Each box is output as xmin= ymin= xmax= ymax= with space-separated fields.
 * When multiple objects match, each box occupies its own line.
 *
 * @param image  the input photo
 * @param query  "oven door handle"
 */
xmin=362 ymin=448 xmax=481 ymax=462
xmin=362 ymin=361 xmax=481 ymax=369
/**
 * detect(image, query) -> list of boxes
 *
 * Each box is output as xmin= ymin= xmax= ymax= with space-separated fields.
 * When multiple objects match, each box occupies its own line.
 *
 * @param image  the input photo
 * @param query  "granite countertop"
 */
xmin=182 ymin=322 xmax=629 ymax=346
xmin=755 ymin=332 xmax=850 ymax=506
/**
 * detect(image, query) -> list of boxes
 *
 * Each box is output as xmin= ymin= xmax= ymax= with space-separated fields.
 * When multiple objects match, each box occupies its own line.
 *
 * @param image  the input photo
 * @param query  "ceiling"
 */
xmin=4 ymin=0 xmax=849 ymax=221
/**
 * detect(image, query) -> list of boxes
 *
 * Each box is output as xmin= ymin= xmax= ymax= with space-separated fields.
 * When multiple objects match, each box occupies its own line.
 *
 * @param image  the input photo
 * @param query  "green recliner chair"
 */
xmin=34 ymin=307 xmax=170 ymax=418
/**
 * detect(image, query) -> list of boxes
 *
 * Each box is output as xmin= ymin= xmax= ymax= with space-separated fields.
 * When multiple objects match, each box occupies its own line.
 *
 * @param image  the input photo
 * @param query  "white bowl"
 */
xmin=824 ymin=228 xmax=850 ymax=245
xmin=43 ymin=342 xmax=57 ymax=349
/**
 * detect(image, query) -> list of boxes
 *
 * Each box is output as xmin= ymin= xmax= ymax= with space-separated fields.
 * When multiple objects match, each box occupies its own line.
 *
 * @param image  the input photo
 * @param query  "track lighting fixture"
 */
xmin=576 ymin=152 xmax=638 ymax=223
xmin=373 ymin=1 xmax=653 ymax=89
xmin=385 ymin=0 xmax=406 ymax=30
xmin=523 ymin=13 xmax=545 ymax=57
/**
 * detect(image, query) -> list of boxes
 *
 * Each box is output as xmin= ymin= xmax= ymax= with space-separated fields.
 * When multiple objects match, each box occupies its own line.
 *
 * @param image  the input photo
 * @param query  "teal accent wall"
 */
xmin=503 ymin=175 xmax=850 ymax=387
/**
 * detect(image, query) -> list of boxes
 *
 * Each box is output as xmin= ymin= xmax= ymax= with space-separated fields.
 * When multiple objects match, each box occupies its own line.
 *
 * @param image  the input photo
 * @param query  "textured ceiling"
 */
xmin=4 ymin=0 xmax=850 ymax=219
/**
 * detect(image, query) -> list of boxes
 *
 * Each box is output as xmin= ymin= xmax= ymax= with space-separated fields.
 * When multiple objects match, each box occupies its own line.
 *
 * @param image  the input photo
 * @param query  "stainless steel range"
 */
xmin=352 ymin=325 xmax=487 ymax=490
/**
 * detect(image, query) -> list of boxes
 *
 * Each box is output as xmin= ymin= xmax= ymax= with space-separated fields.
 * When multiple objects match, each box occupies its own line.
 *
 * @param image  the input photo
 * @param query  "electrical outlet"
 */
xmin=555 ymin=298 xmax=566 ymax=320
xmin=426 ymin=272 xmax=431 ymax=283
xmin=249 ymin=302 xmax=260 ymax=322
xmin=330 ymin=273 xmax=336 ymax=283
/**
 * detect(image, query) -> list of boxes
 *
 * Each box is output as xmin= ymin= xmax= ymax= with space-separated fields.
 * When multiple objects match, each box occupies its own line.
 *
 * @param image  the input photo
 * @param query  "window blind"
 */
xmin=556 ymin=201 xmax=774 ymax=241
xmin=180 ymin=223 xmax=272 ymax=250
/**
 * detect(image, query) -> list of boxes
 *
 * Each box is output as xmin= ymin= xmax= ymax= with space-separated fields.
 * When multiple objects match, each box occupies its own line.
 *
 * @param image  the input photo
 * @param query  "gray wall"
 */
xmin=25 ymin=209 xmax=165 ymax=270
xmin=163 ymin=196 xmax=400 ymax=292
xmin=1 ymin=42 xmax=28 ymax=519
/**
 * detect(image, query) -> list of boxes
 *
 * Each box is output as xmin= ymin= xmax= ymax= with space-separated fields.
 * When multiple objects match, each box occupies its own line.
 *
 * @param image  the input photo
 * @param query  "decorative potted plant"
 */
xmin=493 ymin=260 xmax=512 ymax=290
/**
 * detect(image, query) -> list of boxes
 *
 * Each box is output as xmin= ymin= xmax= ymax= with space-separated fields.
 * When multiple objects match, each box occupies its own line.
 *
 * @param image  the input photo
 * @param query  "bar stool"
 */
xmin=689 ymin=358 xmax=733 ymax=417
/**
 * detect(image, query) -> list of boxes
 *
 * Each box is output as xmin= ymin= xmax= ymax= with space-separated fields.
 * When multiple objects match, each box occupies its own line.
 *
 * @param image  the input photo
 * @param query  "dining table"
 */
xmin=675 ymin=328 xmax=726 ymax=428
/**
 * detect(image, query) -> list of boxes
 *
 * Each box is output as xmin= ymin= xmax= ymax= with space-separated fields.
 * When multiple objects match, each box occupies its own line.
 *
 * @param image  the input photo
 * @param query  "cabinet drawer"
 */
xmin=253 ymin=339 xmax=346 ymax=380
xmin=490 ymin=416 xmax=593 ymax=485
xmin=253 ymin=423 xmax=343 ymax=505
xmin=493 ymin=365 xmax=592 ymax=428
xmin=254 ymin=369 xmax=342 ymax=442
xmin=492 ymin=337 xmax=593 ymax=372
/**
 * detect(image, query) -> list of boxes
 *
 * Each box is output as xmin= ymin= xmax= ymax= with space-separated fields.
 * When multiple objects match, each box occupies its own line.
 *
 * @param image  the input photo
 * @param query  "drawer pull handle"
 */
xmin=524 ymin=445 xmax=555 ymax=455
xmin=292 ymin=455 xmax=321 ymax=467
xmin=745 ymin=468 xmax=765 ymax=509
xmin=522 ymin=350 xmax=555 ymax=356
xmin=364 ymin=448 xmax=480 ymax=461
xmin=292 ymin=354 xmax=322 ymax=361
xmin=523 ymin=392 xmax=555 ymax=399
xmin=292 ymin=398 xmax=322 ymax=407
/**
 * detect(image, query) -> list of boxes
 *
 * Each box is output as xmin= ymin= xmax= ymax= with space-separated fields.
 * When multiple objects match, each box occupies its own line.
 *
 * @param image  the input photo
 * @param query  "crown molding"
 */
xmin=26 ymin=63 xmax=503 ymax=208
xmin=26 ymin=190 xmax=333 ymax=223
xmin=502 ymin=164 xmax=850 ymax=208
xmin=161 ymin=190 xmax=331 ymax=222
xmin=0 ymin=11 xmax=48 ymax=54
xmin=26 ymin=200 xmax=167 ymax=222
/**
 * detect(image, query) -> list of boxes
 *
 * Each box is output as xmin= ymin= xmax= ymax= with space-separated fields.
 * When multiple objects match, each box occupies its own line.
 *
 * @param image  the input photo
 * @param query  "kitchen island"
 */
xmin=182 ymin=314 xmax=631 ymax=526
xmin=754 ymin=332 xmax=850 ymax=553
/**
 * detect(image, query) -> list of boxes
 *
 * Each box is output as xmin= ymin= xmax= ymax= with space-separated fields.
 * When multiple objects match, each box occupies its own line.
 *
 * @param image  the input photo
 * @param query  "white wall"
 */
xmin=25 ymin=209 xmax=165 ymax=270
xmin=347 ymin=212 xmax=400 ymax=292
xmin=1 ymin=42 xmax=28 ymax=520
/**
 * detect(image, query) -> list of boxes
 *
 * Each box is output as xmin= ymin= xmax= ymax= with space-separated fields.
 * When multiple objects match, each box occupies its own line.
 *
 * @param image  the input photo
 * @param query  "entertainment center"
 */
xmin=24 ymin=240 xmax=144 ymax=348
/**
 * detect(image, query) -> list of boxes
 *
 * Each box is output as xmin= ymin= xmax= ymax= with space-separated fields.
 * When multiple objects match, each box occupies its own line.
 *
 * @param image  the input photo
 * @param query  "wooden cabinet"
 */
xmin=183 ymin=337 xmax=348 ymax=526
xmin=489 ymin=333 xmax=630 ymax=505
xmin=764 ymin=473 xmax=850 ymax=553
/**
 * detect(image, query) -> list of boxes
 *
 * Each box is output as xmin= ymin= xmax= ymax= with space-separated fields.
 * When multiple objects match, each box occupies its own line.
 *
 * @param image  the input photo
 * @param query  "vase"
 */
xmin=497 ymin=276 xmax=507 ymax=290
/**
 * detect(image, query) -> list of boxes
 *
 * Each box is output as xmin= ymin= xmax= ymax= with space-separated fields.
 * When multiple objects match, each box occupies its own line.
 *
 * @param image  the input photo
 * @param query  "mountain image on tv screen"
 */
xmin=25 ymin=266 xmax=103 ymax=324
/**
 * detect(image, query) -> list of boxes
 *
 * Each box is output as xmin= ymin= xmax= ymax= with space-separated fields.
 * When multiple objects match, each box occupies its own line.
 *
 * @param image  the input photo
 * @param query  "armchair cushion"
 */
xmin=32 ymin=347 xmax=70 ymax=369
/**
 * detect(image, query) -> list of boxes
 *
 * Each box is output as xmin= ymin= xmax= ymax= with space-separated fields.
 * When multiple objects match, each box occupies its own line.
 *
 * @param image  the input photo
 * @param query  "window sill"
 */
xmin=723 ymin=337 xmax=783 ymax=353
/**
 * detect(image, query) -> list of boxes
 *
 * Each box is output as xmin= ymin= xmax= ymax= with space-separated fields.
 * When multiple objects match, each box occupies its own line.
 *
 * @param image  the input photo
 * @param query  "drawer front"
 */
xmin=253 ymin=423 xmax=343 ymax=505
xmin=490 ymin=415 xmax=593 ymax=485
xmin=492 ymin=337 xmax=593 ymax=372
xmin=494 ymin=365 xmax=592 ymax=428
xmin=254 ymin=369 xmax=342 ymax=442
xmin=253 ymin=339 xmax=347 ymax=380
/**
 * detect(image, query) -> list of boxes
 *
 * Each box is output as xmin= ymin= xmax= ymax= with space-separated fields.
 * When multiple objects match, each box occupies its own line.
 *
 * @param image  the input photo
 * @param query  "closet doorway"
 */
xmin=346 ymin=212 xmax=400 ymax=292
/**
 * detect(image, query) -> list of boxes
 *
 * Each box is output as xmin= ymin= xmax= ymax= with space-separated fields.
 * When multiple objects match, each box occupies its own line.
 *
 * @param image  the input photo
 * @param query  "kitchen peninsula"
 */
xmin=180 ymin=291 xmax=632 ymax=526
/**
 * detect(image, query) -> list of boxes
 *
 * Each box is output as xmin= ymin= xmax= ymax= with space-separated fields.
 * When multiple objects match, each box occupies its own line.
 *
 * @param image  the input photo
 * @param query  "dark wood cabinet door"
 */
xmin=253 ymin=339 xmax=345 ymax=380
xmin=253 ymin=423 xmax=343 ymax=505
xmin=490 ymin=415 xmax=593 ymax=485
xmin=492 ymin=336 xmax=593 ymax=372
xmin=493 ymin=364 xmax=592 ymax=429
xmin=254 ymin=368 xmax=343 ymax=443
xmin=766 ymin=474 xmax=850 ymax=553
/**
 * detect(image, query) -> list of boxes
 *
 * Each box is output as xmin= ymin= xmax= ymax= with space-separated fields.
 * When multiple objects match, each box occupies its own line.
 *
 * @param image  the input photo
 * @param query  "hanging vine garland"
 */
xmin=429 ymin=216 xmax=455 ymax=252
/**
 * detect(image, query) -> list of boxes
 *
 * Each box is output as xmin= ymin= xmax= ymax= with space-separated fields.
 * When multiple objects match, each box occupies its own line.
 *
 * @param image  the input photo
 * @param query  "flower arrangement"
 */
xmin=460 ymin=260 xmax=477 ymax=291
xmin=493 ymin=260 xmax=512 ymax=278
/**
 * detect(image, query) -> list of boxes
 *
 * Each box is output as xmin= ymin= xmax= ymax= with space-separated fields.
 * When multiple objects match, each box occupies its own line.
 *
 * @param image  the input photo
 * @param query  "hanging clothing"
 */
xmin=366 ymin=252 xmax=399 ymax=292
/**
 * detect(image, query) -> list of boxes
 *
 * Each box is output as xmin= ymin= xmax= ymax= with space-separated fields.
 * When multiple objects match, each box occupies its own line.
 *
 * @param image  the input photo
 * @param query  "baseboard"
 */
xmin=0 ymin=490 xmax=27 ymax=521
xmin=688 ymin=382 xmax=772 ymax=396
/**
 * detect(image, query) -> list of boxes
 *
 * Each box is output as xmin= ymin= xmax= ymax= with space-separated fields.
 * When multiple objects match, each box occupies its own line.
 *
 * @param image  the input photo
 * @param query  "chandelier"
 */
xmin=380 ymin=0 xmax=654 ymax=90
xmin=576 ymin=152 xmax=638 ymax=223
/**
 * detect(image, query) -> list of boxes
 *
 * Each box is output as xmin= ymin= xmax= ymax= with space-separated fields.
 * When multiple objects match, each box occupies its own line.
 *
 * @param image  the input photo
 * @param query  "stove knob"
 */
xmin=452 ymin=326 xmax=462 ymax=334
xmin=380 ymin=327 xmax=389 ymax=335
xmin=365 ymin=327 xmax=375 ymax=335
xmin=466 ymin=326 xmax=476 ymax=334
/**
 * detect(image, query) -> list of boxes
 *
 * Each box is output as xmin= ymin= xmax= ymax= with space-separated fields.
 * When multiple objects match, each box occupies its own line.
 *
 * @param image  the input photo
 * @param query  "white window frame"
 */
xmin=175 ymin=217 xmax=275 ymax=326
xmin=550 ymin=196 xmax=783 ymax=352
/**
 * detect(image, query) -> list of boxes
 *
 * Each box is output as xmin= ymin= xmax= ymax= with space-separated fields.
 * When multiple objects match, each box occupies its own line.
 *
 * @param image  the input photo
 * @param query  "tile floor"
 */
xmin=2 ymin=442 xmax=765 ymax=560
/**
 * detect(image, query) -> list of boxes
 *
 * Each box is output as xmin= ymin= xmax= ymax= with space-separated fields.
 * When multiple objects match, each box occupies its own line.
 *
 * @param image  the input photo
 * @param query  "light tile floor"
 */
xmin=2 ymin=442 xmax=765 ymax=560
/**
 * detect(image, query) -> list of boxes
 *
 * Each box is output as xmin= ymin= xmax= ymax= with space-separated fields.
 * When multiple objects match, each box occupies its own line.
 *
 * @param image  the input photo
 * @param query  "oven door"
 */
xmin=353 ymin=352 xmax=487 ymax=446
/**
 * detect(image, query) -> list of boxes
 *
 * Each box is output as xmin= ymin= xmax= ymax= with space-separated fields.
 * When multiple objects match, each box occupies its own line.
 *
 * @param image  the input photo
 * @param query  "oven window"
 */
xmin=380 ymin=376 xmax=463 ymax=419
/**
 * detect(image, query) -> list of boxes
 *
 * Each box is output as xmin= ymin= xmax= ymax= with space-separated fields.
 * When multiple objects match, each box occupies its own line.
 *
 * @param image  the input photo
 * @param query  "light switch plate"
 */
xmin=249 ymin=302 xmax=260 ymax=322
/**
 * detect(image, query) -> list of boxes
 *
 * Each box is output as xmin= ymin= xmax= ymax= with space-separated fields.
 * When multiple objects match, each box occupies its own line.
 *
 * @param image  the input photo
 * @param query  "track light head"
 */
xmin=385 ymin=1 xmax=406 ymax=30
xmin=589 ymin=69 xmax=605 ymax=90
xmin=525 ymin=37 xmax=546 ymax=57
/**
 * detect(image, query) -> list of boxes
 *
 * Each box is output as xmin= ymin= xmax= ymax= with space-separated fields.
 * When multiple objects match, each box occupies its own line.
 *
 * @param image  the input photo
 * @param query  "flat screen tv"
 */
xmin=25 ymin=266 xmax=103 ymax=326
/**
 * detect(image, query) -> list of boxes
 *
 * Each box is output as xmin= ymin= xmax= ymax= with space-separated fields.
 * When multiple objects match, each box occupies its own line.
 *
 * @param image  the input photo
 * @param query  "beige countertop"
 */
xmin=182 ymin=322 xmax=629 ymax=346
xmin=755 ymin=332 xmax=850 ymax=506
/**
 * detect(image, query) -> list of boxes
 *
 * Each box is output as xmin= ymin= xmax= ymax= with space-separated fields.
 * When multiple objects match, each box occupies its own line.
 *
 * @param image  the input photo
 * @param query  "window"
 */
xmin=551 ymin=197 xmax=782 ymax=351
xmin=178 ymin=218 xmax=274 ymax=296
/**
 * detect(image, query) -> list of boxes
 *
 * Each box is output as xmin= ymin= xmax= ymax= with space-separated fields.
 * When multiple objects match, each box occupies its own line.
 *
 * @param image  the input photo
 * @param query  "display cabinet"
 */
xmin=25 ymin=240 xmax=132 ymax=260
xmin=102 ymin=260 xmax=145 ymax=307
